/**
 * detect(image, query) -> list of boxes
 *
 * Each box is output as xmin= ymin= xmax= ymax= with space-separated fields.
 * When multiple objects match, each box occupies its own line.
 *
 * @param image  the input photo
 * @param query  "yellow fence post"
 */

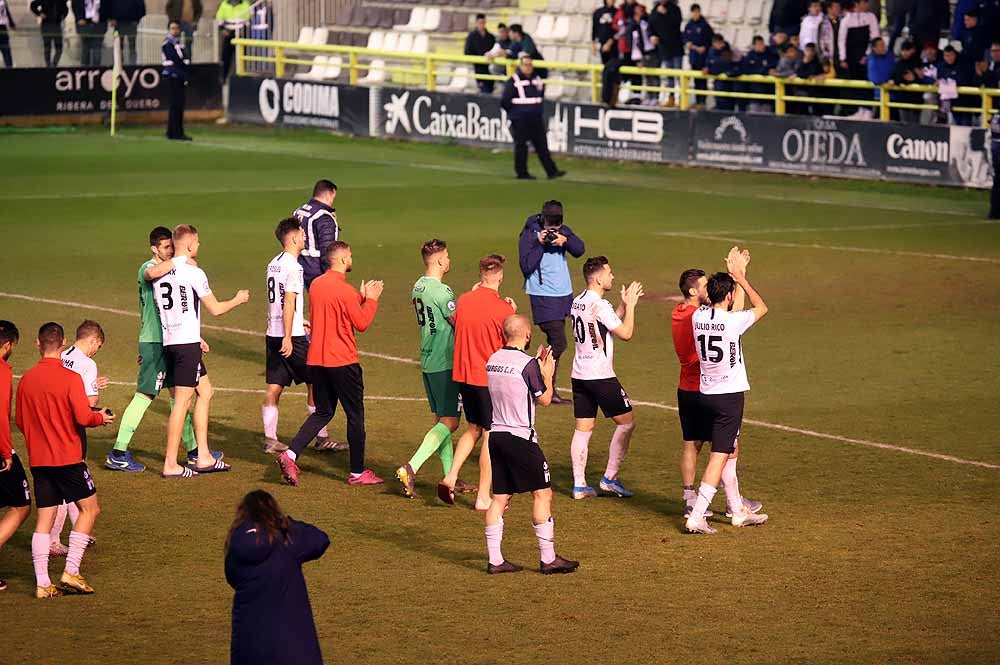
xmin=236 ymin=41 xmax=245 ymax=77
xmin=275 ymin=46 xmax=284 ymax=79
xmin=983 ymin=91 xmax=991 ymax=129
xmin=591 ymin=68 xmax=600 ymax=104
xmin=775 ymin=79 xmax=785 ymax=115
xmin=679 ymin=71 xmax=690 ymax=110
xmin=349 ymin=51 xmax=358 ymax=85
xmin=426 ymin=55 xmax=436 ymax=91
xmin=879 ymin=85 xmax=890 ymax=121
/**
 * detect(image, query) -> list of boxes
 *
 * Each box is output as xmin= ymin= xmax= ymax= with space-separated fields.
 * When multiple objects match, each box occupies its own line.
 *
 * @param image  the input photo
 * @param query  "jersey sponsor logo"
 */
xmin=486 ymin=363 xmax=521 ymax=375
xmin=447 ymin=300 xmax=456 ymax=312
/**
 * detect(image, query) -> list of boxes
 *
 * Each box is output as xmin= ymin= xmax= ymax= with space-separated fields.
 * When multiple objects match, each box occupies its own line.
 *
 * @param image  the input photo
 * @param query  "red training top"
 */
xmin=0 ymin=359 xmax=13 ymax=460
xmin=671 ymin=303 xmax=701 ymax=392
xmin=452 ymin=287 xmax=515 ymax=387
xmin=307 ymin=270 xmax=379 ymax=368
xmin=15 ymin=357 xmax=104 ymax=468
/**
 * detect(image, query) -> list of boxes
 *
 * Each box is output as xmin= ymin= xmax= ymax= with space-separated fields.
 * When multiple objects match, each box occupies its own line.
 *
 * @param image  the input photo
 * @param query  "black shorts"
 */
xmin=571 ymin=377 xmax=633 ymax=419
xmin=677 ymin=389 xmax=711 ymax=442
xmin=31 ymin=462 xmax=96 ymax=509
xmin=701 ymin=392 xmax=745 ymax=454
xmin=265 ymin=335 xmax=311 ymax=387
xmin=459 ymin=383 xmax=492 ymax=430
xmin=489 ymin=431 xmax=551 ymax=495
xmin=164 ymin=342 xmax=207 ymax=389
xmin=0 ymin=455 xmax=31 ymax=508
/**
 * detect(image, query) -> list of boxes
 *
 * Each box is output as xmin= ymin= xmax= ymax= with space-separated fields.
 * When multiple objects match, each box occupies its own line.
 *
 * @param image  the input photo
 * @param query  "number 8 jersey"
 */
xmin=153 ymin=258 xmax=212 ymax=346
xmin=266 ymin=252 xmax=306 ymax=338
xmin=691 ymin=306 xmax=757 ymax=395
xmin=570 ymin=289 xmax=623 ymax=381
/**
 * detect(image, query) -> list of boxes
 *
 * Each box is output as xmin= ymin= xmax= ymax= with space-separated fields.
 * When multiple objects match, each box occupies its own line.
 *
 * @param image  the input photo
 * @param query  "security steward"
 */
xmin=991 ymin=112 xmax=1000 ymax=220
xmin=500 ymin=54 xmax=566 ymax=181
xmin=163 ymin=20 xmax=192 ymax=141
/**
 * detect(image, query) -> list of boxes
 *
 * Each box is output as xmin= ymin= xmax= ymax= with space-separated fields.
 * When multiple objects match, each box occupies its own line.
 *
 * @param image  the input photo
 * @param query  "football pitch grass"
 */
xmin=0 ymin=125 xmax=998 ymax=665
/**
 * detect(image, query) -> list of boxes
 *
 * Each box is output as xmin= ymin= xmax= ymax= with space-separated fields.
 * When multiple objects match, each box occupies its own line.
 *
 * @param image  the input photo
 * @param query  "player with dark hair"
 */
xmin=437 ymin=254 xmax=516 ymax=509
xmin=396 ymin=239 xmax=465 ymax=499
xmin=17 ymin=322 xmax=114 ymax=597
xmin=0 ymin=320 xmax=30 ymax=592
xmin=293 ymin=179 xmax=341 ymax=289
xmin=568 ymin=256 xmax=643 ymax=500
xmin=686 ymin=249 xmax=769 ymax=534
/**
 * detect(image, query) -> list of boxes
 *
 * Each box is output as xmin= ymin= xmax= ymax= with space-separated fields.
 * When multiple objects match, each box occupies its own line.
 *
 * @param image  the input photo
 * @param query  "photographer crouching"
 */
xmin=518 ymin=200 xmax=585 ymax=405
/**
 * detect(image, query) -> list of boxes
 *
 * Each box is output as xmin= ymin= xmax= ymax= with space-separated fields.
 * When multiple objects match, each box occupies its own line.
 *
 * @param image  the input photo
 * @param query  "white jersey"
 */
xmin=266 ymin=252 xmax=306 ymax=338
xmin=570 ymin=289 xmax=623 ymax=381
xmin=153 ymin=257 xmax=212 ymax=346
xmin=691 ymin=306 xmax=757 ymax=395
xmin=61 ymin=346 xmax=99 ymax=397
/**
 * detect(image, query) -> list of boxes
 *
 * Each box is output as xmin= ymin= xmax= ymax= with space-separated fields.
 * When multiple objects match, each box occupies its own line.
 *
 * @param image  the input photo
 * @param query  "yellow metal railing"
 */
xmin=234 ymin=38 xmax=1000 ymax=127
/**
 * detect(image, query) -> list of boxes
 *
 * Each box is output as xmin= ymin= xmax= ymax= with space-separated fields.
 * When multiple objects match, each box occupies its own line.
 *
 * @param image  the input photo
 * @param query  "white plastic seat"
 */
xmin=361 ymin=59 xmax=387 ymax=83
xmin=422 ymin=7 xmax=441 ymax=32
xmin=311 ymin=27 xmax=329 ymax=45
xmin=548 ymin=0 xmax=565 ymax=11
xmin=535 ymin=15 xmax=555 ymax=40
xmin=382 ymin=30 xmax=399 ymax=52
xmin=552 ymin=15 xmax=570 ymax=41
xmin=573 ymin=47 xmax=590 ymax=64
xmin=735 ymin=27 xmax=753 ymax=49
xmin=708 ymin=0 xmax=729 ymax=24
xmin=556 ymin=45 xmax=574 ymax=63
xmin=745 ymin=0 xmax=764 ymax=25
xmin=568 ymin=15 xmax=588 ymax=42
xmin=521 ymin=15 xmax=538 ymax=35
xmin=397 ymin=31 xmax=414 ymax=52
xmin=323 ymin=56 xmax=344 ymax=79
xmin=412 ymin=33 xmax=429 ymax=54
xmin=366 ymin=30 xmax=385 ymax=50
xmin=544 ymin=83 xmax=563 ymax=100
xmin=297 ymin=26 xmax=315 ymax=44
xmin=728 ymin=0 xmax=748 ymax=24
xmin=404 ymin=7 xmax=426 ymax=31
xmin=295 ymin=55 xmax=328 ymax=80
xmin=443 ymin=66 xmax=471 ymax=91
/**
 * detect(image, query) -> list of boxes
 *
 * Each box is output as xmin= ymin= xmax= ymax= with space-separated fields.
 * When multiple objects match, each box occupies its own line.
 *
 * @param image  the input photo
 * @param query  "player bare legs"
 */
xmin=163 ymin=386 xmax=198 ymax=477
xmin=485 ymin=489 xmax=577 ymax=575
xmin=439 ymin=424 xmax=487 ymax=506
xmin=571 ymin=410 xmax=636 ymax=499
xmin=189 ymin=375 xmax=226 ymax=470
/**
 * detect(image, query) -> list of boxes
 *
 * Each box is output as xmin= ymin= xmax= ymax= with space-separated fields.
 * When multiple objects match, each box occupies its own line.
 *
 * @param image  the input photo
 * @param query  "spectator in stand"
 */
xmin=73 ymin=0 xmax=110 ymax=66
xmin=867 ymin=37 xmax=894 ymax=109
xmin=910 ymin=0 xmax=950 ymax=51
xmin=893 ymin=40 xmax=927 ymax=123
xmin=771 ymin=30 xmax=790 ymax=50
xmin=649 ymin=0 xmax=683 ymax=107
xmin=839 ymin=0 xmax=880 ymax=118
xmin=683 ymin=4 xmax=712 ymax=105
xmin=987 ymin=42 xmax=1000 ymax=86
xmin=620 ymin=2 xmax=657 ymax=104
xmin=819 ymin=0 xmax=842 ymax=65
xmin=705 ymin=34 xmax=739 ymax=111
xmin=510 ymin=24 xmax=543 ymax=60
xmin=799 ymin=1 xmax=825 ymax=50
xmin=31 ymin=0 xmax=68 ymax=67
xmin=614 ymin=0 xmax=642 ymax=59
xmin=952 ymin=0 xmax=978 ymax=40
xmin=486 ymin=23 xmax=513 ymax=79
xmin=216 ymin=0 xmax=251 ymax=82
xmin=592 ymin=0 xmax=617 ymax=64
xmin=991 ymin=112 xmax=1000 ymax=219
xmin=165 ymin=0 xmax=201 ymax=59
xmin=0 ymin=0 xmax=15 ymax=68
xmin=959 ymin=9 xmax=988 ymax=75
xmin=466 ymin=13 xmax=497 ymax=95
xmin=795 ymin=42 xmax=828 ymax=114
xmin=109 ymin=0 xmax=146 ymax=65
xmin=769 ymin=0 xmax=808 ymax=36
xmin=886 ymin=0 xmax=910 ymax=50
xmin=743 ymin=35 xmax=779 ymax=112
xmin=771 ymin=43 xmax=803 ymax=78
xmin=937 ymin=45 xmax=965 ymax=123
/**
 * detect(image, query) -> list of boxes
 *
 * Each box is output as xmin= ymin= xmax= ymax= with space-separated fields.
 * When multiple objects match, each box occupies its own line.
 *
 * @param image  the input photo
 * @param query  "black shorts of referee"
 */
xmin=489 ymin=431 xmax=551 ymax=495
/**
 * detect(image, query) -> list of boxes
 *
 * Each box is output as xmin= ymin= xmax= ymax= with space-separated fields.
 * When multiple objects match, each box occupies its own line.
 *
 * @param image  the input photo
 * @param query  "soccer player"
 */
xmin=483 ymin=315 xmax=578 ymax=575
xmin=108 ymin=226 xmax=200 ymax=473
xmin=275 ymin=241 xmax=384 ymax=487
xmin=262 ymin=219 xmax=344 ymax=454
xmin=292 ymin=179 xmax=340 ymax=289
xmin=685 ymin=250 xmax=769 ymax=534
xmin=0 ymin=321 xmax=31 ymax=591
xmin=16 ymin=322 xmax=114 ymax=598
xmin=154 ymin=224 xmax=250 ymax=478
xmin=51 ymin=320 xmax=108 ymax=556
xmin=395 ymin=239 xmax=464 ymax=498
xmin=437 ymin=254 xmax=516 ymax=510
xmin=568 ymin=256 xmax=643 ymax=500
xmin=673 ymin=257 xmax=762 ymax=519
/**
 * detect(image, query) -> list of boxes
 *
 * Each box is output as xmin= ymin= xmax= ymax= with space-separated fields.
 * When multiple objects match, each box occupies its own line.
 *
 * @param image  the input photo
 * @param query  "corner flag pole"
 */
xmin=110 ymin=31 xmax=122 ymax=136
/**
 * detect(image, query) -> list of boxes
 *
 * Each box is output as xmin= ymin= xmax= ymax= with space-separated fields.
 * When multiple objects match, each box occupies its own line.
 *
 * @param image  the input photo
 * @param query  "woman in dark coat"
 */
xmin=225 ymin=490 xmax=330 ymax=665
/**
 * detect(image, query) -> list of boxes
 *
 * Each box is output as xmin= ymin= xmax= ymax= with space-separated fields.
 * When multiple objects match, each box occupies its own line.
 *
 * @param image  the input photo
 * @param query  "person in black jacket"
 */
xmin=465 ymin=13 xmax=496 ymax=94
xmin=73 ymin=0 xmax=110 ymax=66
xmin=0 ymin=0 xmax=15 ymax=68
xmin=769 ymin=0 xmax=808 ymax=35
xmin=649 ymin=0 xmax=683 ymax=106
xmin=592 ymin=0 xmax=617 ymax=64
xmin=225 ymin=490 xmax=329 ymax=665
xmin=30 ymin=0 xmax=68 ymax=67
xmin=163 ymin=21 xmax=191 ymax=141
xmin=500 ymin=55 xmax=565 ymax=180
xmin=110 ymin=0 xmax=146 ymax=65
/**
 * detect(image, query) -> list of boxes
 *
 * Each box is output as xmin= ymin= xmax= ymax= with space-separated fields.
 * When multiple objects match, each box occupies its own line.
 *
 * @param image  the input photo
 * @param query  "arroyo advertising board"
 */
xmin=0 ymin=65 xmax=221 ymax=117
xmin=227 ymin=75 xmax=370 ymax=134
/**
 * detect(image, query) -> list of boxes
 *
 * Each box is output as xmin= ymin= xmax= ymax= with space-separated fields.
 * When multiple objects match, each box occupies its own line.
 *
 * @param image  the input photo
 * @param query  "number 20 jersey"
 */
xmin=691 ymin=306 xmax=757 ymax=395
xmin=153 ymin=261 xmax=212 ymax=346
xmin=570 ymin=289 xmax=623 ymax=381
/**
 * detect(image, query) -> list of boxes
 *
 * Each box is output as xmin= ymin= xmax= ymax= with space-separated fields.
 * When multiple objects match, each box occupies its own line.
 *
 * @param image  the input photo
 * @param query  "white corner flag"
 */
xmin=110 ymin=31 xmax=122 ymax=136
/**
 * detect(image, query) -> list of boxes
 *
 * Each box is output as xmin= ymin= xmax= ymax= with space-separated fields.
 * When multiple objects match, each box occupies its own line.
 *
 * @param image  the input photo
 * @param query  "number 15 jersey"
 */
xmin=691 ymin=306 xmax=757 ymax=395
xmin=570 ymin=289 xmax=623 ymax=381
xmin=153 ymin=259 xmax=212 ymax=347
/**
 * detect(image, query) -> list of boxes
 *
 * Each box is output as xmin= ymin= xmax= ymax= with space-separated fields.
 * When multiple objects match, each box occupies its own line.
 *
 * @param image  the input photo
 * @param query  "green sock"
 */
xmin=114 ymin=394 xmax=153 ymax=452
xmin=437 ymin=431 xmax=454 ymax=476
xmin=408 ymin=423 xmax=451 ymax=473
xmin=169 ymin=398 xmax=198 ymax=453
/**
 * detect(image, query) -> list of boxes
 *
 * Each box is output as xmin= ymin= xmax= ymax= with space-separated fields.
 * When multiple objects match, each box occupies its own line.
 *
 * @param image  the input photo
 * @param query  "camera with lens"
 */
xmin=541 ymin=228 xmax=560 ymax=244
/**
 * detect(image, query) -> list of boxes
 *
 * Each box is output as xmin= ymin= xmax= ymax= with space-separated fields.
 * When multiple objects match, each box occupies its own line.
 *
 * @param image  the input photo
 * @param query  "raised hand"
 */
xmin=235 ymin=289 xmax=251 ymax=305
xmin=726 ymin=248 xmax=748 ymax=280
xmin=623 ymin=281 xmax=644 ymax=306
xmin=504 ymin=297 xmax=517 ymax=312
xmin=365 ymin=280 xmax=385 ymax=302
xmin=538 ymin=346 xmax=555 ymax=379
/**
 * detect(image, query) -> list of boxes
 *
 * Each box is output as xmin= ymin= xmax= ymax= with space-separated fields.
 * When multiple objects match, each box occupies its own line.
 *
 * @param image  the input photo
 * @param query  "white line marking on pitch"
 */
xmin=705 ymin=220 xmax=994 ymax=235
xmin=98 ymin=379 xmax=422 ymax=401
xmin=2 ymin=291 xmax=995 ymax=470
xmin=655 ymin=231 xmax=1000 ymax=264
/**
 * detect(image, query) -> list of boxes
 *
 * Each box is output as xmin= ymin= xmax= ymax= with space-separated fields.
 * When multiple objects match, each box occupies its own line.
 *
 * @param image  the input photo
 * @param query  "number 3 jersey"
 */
xmin=153 ymin=258 xmax=212 ymax=346
xmin=691 ymin=306 xmax=757 ymax=395
xmin=411 ymin=275 xmax=456 ymax=374
xmin=266 ymin=252 xmax=306 ymax=338
xmin=570 ymin=289 xmax=623 ymax=381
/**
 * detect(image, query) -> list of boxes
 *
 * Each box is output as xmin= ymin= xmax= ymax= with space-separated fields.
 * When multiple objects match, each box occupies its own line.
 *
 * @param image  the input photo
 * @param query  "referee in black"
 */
xmin=500 ymin=55 xmax=566 ymax=181
xmin=162 ymin=20 xmax=192 ymax=141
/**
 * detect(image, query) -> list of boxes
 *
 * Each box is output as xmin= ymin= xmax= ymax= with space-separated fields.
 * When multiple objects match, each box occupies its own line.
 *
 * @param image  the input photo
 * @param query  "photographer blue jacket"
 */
xmin=518 ymin=212 xmax=585 ymax=324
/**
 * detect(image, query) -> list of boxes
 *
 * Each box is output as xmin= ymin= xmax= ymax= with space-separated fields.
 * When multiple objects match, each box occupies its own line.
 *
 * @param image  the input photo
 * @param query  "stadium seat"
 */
xmin=568 ymin=15 xmax=588 ymax=43
xmin=294 ymin=55 xmax=328 ymax=80
xmin=735 ymin=27 xmax=753 ymax=49
xmin=311 ymin=27 xmax=329 ymax=45
xmin=728 ymin=0 xmax=748 ymax=24
xmin=392 ymin=9 xmax=412 ymax=31
xmin=551 ymin=15 xmax=570 ymax=41
xmin=442 ymin=66 xmax=471 ymax=91
xmin=507 ymin=15 xmax=524 ymax=30
xmin=382 ymin=30 xmax=399 ymax=52
xmin=397 ymin=31 xmax=414 ymax=52
xmin=422 ymin=7 xmax=442 ymax=31
xmin=708 ymin=0 xmax=729 ymax=25
xmin=536 ymin=15 xmax=555 ymax=40
xmin=548 ymin=0 xmax=565 ymax=12
xmin=360 ymin=59 xmax=387 ymax=84
xmin=521 ymin=15 xmax=537 ymax=35
xmin=412 ymin=33 xmax=429 ymax=54
xmin=297 ymin=26 xmax=314 ymax=44
xmin=403 ymin=7 xmax=426 ymax=31
xmin=544 ymin=82 xmax=563 ymax=99
xmin=363 ymin=7 xmax=379 ymax=28
xmin=573 ymin=47 xmax=591 ymax=64
xmin=556 ymin=45 xmax=573 ymax=63
xmin=745 ymin=0 xmax=764 ymax=25
xmin=324 ymin=56 xmax=344 ymax=79
xmin=367 ymin=30 xmax=385 ymax=50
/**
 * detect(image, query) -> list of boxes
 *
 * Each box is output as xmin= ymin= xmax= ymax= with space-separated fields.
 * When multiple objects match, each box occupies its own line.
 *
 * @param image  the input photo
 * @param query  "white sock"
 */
xmin=485 ymin=519 xmax=504 ymax=566
xmin=285 ymin=449 xmax=297 ymax=461
xmin=66 ymin=501 xmax=80 ymax=526
xmin=308 ymin=405 xmax=329 ymax=438
xmin=50 ymin=502 xmax=68 ymax=545
xmin=722 ymin=457 xmax=743 ymax=513
xmin=262 ymin=405 xmax=279 ymax=440
xmin=683 ymin=487 xmax=697 ymax=506
xmin=31 ymin=533 xmax=51 ymax=587
xmin=604 ymin=422 xmax=635 ymax=480
xmin=689 ymin=482 xmax=717 ymax=523
xmin=570 ymin=430 xmax=592 ymax=487
xmin=533 ymin=517 xmax=555 ymax=565
xmin=65 ymin=530 xmax=89 ymax=576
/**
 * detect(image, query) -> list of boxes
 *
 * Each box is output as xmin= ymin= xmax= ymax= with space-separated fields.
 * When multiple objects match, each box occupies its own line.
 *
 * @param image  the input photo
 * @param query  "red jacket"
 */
xmin=615 ymin=2 xmax=647 ymax=55
xmin=15 ymin=357 xmax=104 ymax=468
xmin=0 ymin=359 xmax=13 ymax=460
xmin=306 ymin=271 xmax=378 ymax=368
